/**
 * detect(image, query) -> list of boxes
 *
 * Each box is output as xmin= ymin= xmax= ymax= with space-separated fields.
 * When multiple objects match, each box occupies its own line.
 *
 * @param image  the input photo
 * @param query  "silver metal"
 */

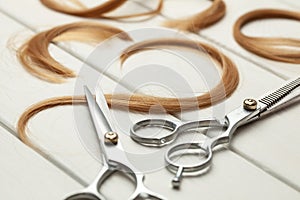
xmin=130 ymin=77 xmax=300 ymax=188
xmin=65 ymin=86 xmax=165 ymax=200
xmin=172 ymin=166 xmax=183 ymax=189
xmin=131 ymin=119 xmax=224 ymax=147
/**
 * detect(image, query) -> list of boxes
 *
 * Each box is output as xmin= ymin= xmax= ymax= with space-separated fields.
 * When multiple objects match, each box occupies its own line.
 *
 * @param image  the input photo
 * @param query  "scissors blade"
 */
xmin=84 ymin=86 xmax=113 ymax=162
xmin=84 ymin=86 xmax=114 ymax=134
xmin=258 ymin=77 xmax=300 ymax=111
xmin=84 ymin=86 xmax=131 ymax=167
xmin=245 ymin=77 xmax=300 ymax=124
xmin=95 ymin=83 xmax=116 ymax=132
xmin=224 ymin=77 xmax=300 ymax=127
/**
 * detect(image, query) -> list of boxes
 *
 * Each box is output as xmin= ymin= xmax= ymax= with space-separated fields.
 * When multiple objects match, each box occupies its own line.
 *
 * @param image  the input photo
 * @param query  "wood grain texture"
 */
xmin=161 ymin=0 xmax=300 ymax=79
xmin=0 ymin=0 xmax=299 ymax=199
xmin=0 ymin=126 xmax=82 ymax=200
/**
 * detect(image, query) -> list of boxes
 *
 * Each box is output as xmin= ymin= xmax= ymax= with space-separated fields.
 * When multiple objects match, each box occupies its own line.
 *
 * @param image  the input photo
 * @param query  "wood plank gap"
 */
xmin=0 ymin=3 xmax=297 ymax=192
xmin=0 ymin=8 xmax=131 ymax=88
xmin=132 ymin=0 xmax=300 ymax=189
xmin=0 ymin=116 xmax=17 ymax=136
xmin=230 ymin=145 xmax=300 ymax=192
xmin=133 ymin=1 xmax=290 ymax=80
xmin=0 ymin=121 xmax=88 ymax=186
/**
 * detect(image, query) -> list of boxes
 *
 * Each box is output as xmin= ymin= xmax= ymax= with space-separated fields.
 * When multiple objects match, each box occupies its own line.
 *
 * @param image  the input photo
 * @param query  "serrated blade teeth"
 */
xmin=259 ymin=78 xmax=300 ymax=108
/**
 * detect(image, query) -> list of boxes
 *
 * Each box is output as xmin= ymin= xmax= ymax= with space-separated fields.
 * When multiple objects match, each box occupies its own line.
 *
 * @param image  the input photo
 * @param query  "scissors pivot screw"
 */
xmin=104 ymin=132 xmax=119 ymax=145
xmin=243 ymin=98 xmax=257 ymax=111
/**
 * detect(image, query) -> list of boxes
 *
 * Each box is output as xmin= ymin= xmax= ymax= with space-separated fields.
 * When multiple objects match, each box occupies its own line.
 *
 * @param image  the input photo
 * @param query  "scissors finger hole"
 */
xmin=99 ymin=171 xmax=136 ymax=200
xmin=65 ymin=193 xmax=100 ymax=200
xmin=131 ymin=119 xmax=178 ymax=145
xmin=166 ymin=143 xmax=211 ymax=174
xmin=133 ymin=119 xmax=176 ymax=131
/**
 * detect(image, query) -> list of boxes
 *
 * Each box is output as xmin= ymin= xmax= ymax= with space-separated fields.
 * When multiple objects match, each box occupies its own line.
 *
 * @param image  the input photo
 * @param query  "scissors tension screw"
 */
xmin=243 ymin=98 xmax=257 ymax=111
xmin=104 ymin=132 xmax=118 ymax=145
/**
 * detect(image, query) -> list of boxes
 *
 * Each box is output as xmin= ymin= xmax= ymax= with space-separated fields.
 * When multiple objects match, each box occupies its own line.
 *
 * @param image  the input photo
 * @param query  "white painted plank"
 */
xmin=0 ymin=0 xmax=220 ymax=100
xmin=0 ymin=126 xmax=82 ymax=200
xmin=162 ymin=0 xmax=212 ymax=18
xmin=0 ymin=2 xmax=299 ymax=199
xmin=8 ymin=36 xmax=299 ymax=200
xmin=144 ymin=150 xmax=300 ymax=200
xmin=28 ymin=104 xmax=300 ymax=200
xmin=0 ymin=0 xmax=166 ymax=83
xmin=161 ymin=0 xmax=300 ymax=79
xmin=3 ymin=0 xmax=298 ymax=80
xmin=0 ymin=11 xmax=178 ymax=184
xmin=124 ymin=2 xmax=300 ymax=188
xmin=176 ymin=39 xmax=300 ymax=190
xmin=277 ymin=0 xmax=300 ymax=8
xmin=0 ymin=12 xmax=85 ymax=133
xmin=88 ymin=19 xmax=300 ymax=191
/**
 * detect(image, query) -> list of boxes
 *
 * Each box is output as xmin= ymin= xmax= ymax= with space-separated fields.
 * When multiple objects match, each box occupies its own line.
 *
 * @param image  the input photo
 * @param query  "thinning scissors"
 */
xmin=131 ymin=77 xmax=300 ymax=188
xmin=65 ymin=86 xmax=165 ymax=200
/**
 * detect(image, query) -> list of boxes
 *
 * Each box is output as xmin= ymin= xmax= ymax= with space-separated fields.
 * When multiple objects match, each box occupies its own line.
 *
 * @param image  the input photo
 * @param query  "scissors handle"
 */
xmin=131 ymin=118 xmax=223 ymax=147
xmin=65 ymin=162 xmax=165 ymax=200
xmin=131 ymin=119 xmax=180 ymax=147
xmin=130 ymin=174 xmax=165 ymax=200
xmin=64 ymin=166 xmax=111 ymax=200
xmin=165 ymin=140 xmax=214 ymax=189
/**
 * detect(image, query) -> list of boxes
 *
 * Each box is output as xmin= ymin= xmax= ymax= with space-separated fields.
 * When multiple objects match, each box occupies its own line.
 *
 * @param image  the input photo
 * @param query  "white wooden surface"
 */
xmin=162 ymin=0 xmax=300 ymax=79
xmin=0 ymin=126 xmax=82 ymax=200
xmin=0 ymin=0 xmax=299 ymax=199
